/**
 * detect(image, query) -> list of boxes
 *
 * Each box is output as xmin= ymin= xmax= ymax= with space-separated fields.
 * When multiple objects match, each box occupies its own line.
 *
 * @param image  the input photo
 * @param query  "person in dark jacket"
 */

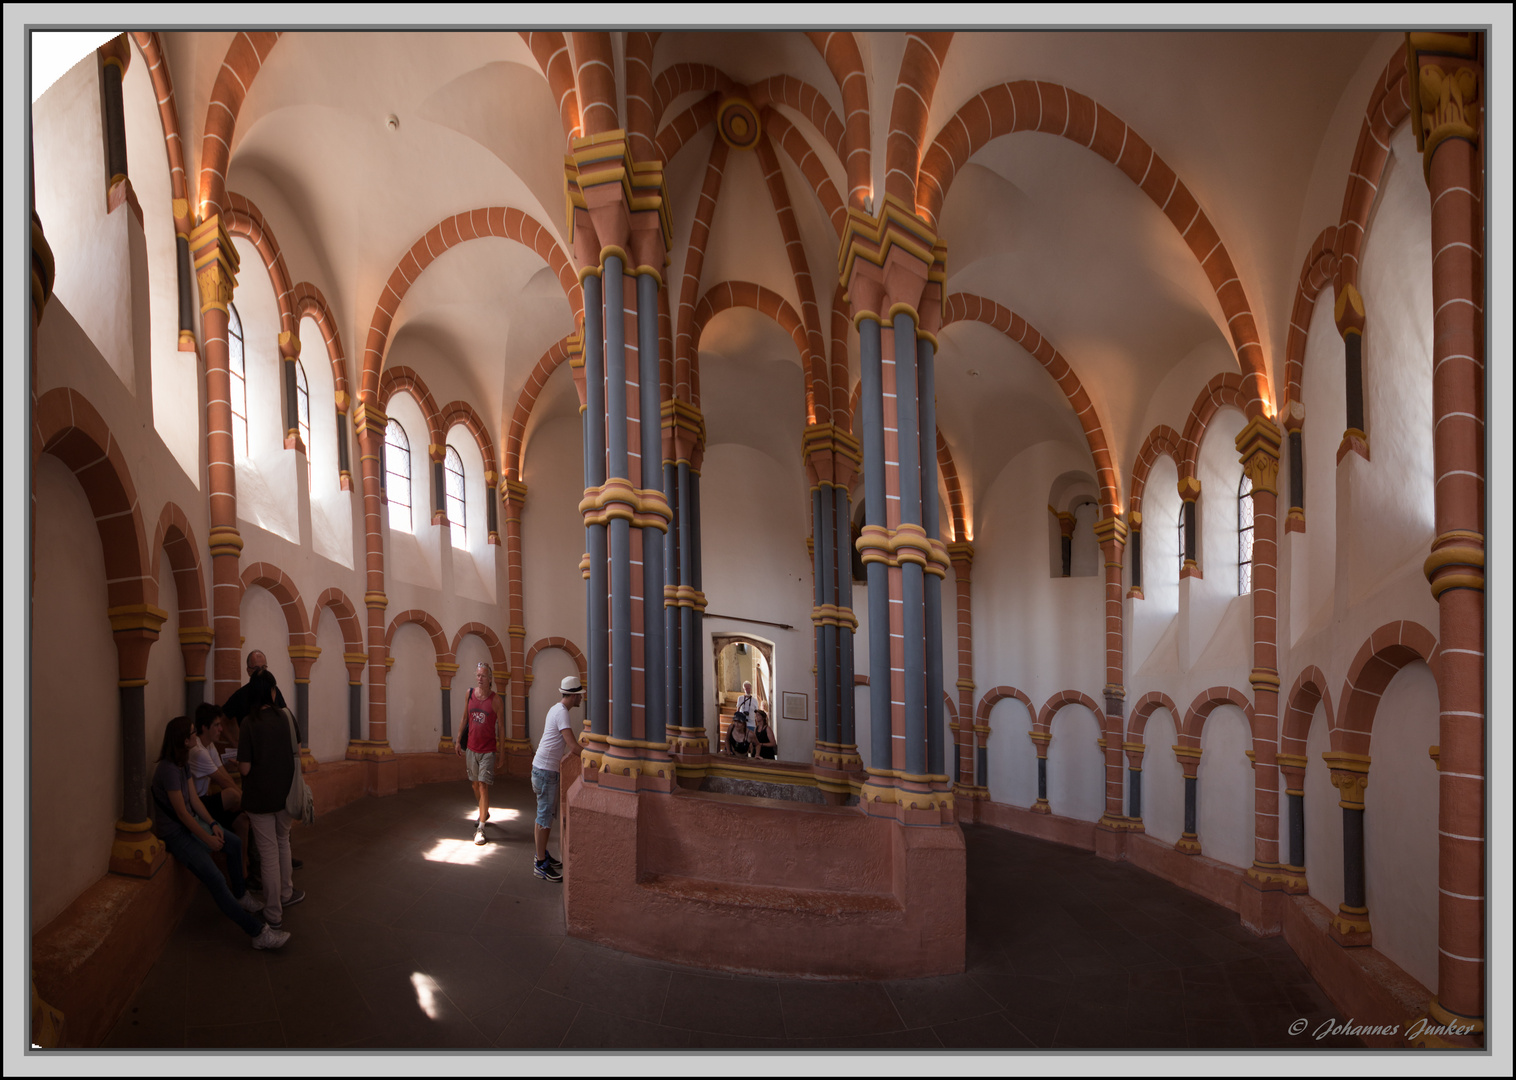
xmin=238 ymin=670 xmax=304 ymax=930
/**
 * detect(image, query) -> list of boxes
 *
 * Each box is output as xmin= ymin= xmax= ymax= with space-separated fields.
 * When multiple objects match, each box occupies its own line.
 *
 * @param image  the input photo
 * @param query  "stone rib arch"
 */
xmin=1282 ymin=227 xmax=1340 ymax=414
xmin=652 ymin=62 xmax=736 ymax=126
xmin=1334 ymin=621 xmax=1438 ymax=758
xmin=674 ymin=136 xmax=730 ymax=405
xmin=239 ymin=561 xmax=314 ymax=651
xmin=518 ymin=31 xmax=582 ymax=143
xmin=1126 ymin=690 xmax=1181 ymax=745
xmin=1177 ymin=685 xmax=1253 ymax=747
xmin=975 ymin=685 xmax=1033 ymax=730
xmin=439 ymin=400 xmax=498 ymax=480
xmin=197 ymin=32 xmax=281 ymax=222
xmin=1129 ymin=425 xmax=1184 ymax=519
xmin=312 ymin=587 xmax=364 ymax=657
xmin=804 ymin=32 xmax=870 ymax=208
xmin=129 ymin=33 xmax=190 ymax=232
xmin=943 ymin=293 xmax=1119 ymax=515
xmin=1282 ymin=665 xmax=1334 ymax=761
xmin=524 ymin=636 xmax=589 ymax=693
xmin=936 ymin=430 xmax=968 ymax=543
xmin=505 ymin=335 xmax=575 ymax=482
xmin=359 ymin=208 xmax=581 ymax=405
xmin=884 ymin=32 xmax=953 ymax=207
xmin=451 ymin=622 xmax=510 ymax=676
xmin=149 ymin=502 xmax=208 ymax=632
xmin=385 ymin=608 xmax=453 ymax=666
xmin=750 ymin=75 xmax=849 ymax=167
xmin=571 ymin=33 xmax=618 ymax=137
xmin=225 ymin=192 xmax=295 ymax=335
xmin=654 ymin=93 xmax=720 ymax=167
xmin=919 ymin=80 xmax=1269 ymax=412
xmin=624 ymin=32 xmax=660 ymax=162
xmin=378 ymin=366 xmax=444 ymax=449
xmin=1334 ymin=53 xmax=1414 ymax=296
xmin=1178 ymin=372 xmax=1248 ymax=481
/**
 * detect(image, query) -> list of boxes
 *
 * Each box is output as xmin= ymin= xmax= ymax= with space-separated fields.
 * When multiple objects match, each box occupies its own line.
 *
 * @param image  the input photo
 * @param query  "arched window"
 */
xmin=445 ymin=444 xmax=466 ymax=549
xmin=385 ymin=418 xmax=412 ymax=533
xmin=295 ymin=359 xmax=311 ymax=482
xmin=1238 ymin=471 xmax=1254 ymax=595
xmin=228 ymin=303 xmax=248 ymax=459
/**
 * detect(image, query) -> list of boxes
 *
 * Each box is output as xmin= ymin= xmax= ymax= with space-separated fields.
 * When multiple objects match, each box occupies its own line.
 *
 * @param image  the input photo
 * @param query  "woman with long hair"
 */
xmin=151 ymin=715 xmax=288 ymax=949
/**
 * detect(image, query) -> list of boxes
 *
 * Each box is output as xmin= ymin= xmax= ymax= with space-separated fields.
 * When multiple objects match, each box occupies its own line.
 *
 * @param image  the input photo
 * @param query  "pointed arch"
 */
xmin=1282 ymin=666 xmax=1333 ymax=762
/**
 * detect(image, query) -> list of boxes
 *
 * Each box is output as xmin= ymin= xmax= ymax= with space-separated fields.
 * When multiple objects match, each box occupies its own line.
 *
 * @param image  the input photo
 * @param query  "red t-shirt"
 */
xmin=464 ymin=689 xmax=500 ymax=754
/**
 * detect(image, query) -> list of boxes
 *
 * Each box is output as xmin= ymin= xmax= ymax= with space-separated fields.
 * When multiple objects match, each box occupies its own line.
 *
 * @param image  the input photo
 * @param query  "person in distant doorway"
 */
xmin=530 ymin=675 xmax=583 ymax=882
xmin=734 ymin=680 xmax=757 ymax=727
xmin=454 ymin=662 xmax=503 ymax=845
xmin=238 ymin=670 xmax=304 ymax=929
xmin=751 ymin=709 xmax=778 ymax=760
xmin=726 ymin=714 xmax=754 ymax=757
xmin=151 ymin=715 xmax=286 ymax=950
xmin=190 ymin=703 xmax=250 ymax=873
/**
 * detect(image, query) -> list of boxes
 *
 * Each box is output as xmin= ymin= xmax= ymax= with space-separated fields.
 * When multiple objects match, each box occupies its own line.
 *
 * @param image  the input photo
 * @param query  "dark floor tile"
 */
xmin=352 ymin=962 xmax=491 ymax=1047
xmin=933 ymin=1011 xmax=1034 ymax=1048
xmin=320 ymin=914 xmax=418 ymax=973
xmin=1186 ymin=1017 xmax=1259 ymax=1049
xmin=777 ymin=980 xmax=904 ymax=1039
xmin=787 ymin=1025 xmax=945 ymax=1049
xmin=268 ymin=954 xmax=381 ymax=1047
xmin=493 ymin=989 xmax=580 ymax=1048
xmin=185 ymin=1019 xmax=287 ymax=1048
xmin=561 ymin=1006 xmax=694 ymax=1049
xmin=479 ymin=889 xmax=566 ymax=936
xmin=880 ymin=972 xmax=1002 ymax=1028
xmin=1126 ymin=989 xmax=1189 ymax=1033
xmin=1065 ymin=973 xmax=1129 ymax=1011
xmin=968 ymin=971 xmax=1069 ymax=1022
xmin=661 ymin=971 xmax=786 ymax=1038
xmin=1183 ymin=987 xmax=1246 ymax=1022
xmin=1129 ymin=967 xmax=1185 ymax=997
xmin=393 ymin=884 xmax=494 ymax=936
xmin=549 ymin=953 xmax=673 ymax=1024
xmin=331 ymin=883 xmax=428 ymax=927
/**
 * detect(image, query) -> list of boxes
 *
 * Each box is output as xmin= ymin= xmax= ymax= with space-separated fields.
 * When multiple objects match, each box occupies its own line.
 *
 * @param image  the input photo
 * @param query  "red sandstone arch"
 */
xmin=691 ymin=282 xmax=816 ymax=414
xmin=1333 ymin=620 xmax=1438 ymax=757
xmin=197 ymin=32 xmax=281 ymax=221
xmin=292 ymin=281 xmax=350 ymax=405
xmin=884 ymin=32 xmax=953 ymax=208
xmin=624 ymin=31 xmax=659 ymax=162
xmin=129 ymin=33 xmax=189 ymax=232
xmin=975 ymin=686 xmax=1034 ymax=734
xmin=1281 ymin=227 xmax=1341 ymax=414
xmin=936 ymin=431 xmax=968 ymax=543
xmin=674 ymin=137 xmax=730 ymax=405
xmin=763 ymin=108 xmax=848 ymax=243
xmin=1177 ymin=686 xmax=1254 ymax=747
xmin=439 ymin=400 xmax=498 ymax=479
xmin=1334 ymin=54 xmax=1414 ymax=296
xmin=1178 ymin=372 xmax=1249 ymax=481
xmin=1129 ymin=425 xmax=1184 ymax=518
xmin=524 ymin=636 xmax=589 ymax=691
xmin=1126 ymin=690 xmax=1181 ymax=744
xmin=385 ymin=609 xmax=453 ymax=666
xmin=378 ymin=366 xmax=444 ymax=448
xmin=943 ymin=293 xmax=1119 ymax=514
xmin=1282 ymin=665 xmax=1334 ymax=762
xmin=518 ymin=32 xmax=581 ymax=143
xmin=359 ymin=208 xmax=581 ymax=404
xmin=504 ymin=335 xmax=575 ymax=482
xmin=829 ymin=284 xmax=851 ymax=425
xmin=311 ymin=587 xmax=364 ymax=656
xmin=804 ymin=32 xmax=870 ymax=208
xmin=150 ymin=502 xmax=208 ymax=631
xmin=239 ymin=561 xmax=313 ymax=651
xmin=654 ymin=93 xmax=721 ymax=167
xmin=652 ymin=62 xmax=736 ymax=126
xmin=1037 ymin=689 xmax=1107 ymax=737
xmin=451 ymin=622 xmax=509 ymax=675
xmin=751 ymin=76 xmax=847 ymax=163
xmin=919 ymin=81 xmax=1269 ymax=413
xmin=570 ymin=33 xmax=617 ymax=137
xmin=225 ymin=192 xmax=295 ymax=335
xmin=33 ymin=388 xmax=154 ymax=616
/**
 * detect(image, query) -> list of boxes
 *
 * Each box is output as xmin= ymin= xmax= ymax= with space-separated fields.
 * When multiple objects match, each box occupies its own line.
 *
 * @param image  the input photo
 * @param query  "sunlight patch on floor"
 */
xmin=410 ymin=972 xmax=442 ymax=1019
xmin=422 ymin=838 xmax=494 ymax=865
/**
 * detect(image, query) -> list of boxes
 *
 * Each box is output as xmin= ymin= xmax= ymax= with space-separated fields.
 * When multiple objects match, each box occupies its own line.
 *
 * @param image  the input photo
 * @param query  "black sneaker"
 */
xmin=533 ymin=859 xmax=563 ymax=883
xmin=544 ymin=852 xmax=562 ymax=871
xmin=283 ymin=889 xmax=307 ymax=908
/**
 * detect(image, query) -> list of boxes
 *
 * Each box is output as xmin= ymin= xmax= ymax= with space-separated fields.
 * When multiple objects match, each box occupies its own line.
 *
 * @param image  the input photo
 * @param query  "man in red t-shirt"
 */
xmin=454 ymin=663 xmax=503 ymax=844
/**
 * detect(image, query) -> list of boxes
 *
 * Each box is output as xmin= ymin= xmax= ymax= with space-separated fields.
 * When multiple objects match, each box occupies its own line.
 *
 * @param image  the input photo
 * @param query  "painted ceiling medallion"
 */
xmin=716 ymin=96 xmax=761 ymax=150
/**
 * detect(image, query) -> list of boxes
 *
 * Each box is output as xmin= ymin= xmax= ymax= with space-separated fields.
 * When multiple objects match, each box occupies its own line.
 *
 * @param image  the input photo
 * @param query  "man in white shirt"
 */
xmin=530 ymin=675 xmax=583 ymax=882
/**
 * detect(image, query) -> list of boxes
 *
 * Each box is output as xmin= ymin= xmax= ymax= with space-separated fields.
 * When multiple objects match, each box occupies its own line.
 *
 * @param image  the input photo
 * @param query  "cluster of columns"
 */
xmin=842 ymin=198 xmax=953 ymax=826
xmin=947 ymin=543 xmax=980 ymax=799
xmin=564 ymin=131 xmax=676 ymax=791
xmin=804 ymin=424 xmax=861 ymax=789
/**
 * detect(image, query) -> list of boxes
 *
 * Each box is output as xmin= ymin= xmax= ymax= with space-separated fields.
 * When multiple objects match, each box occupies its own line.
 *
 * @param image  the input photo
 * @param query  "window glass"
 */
xmin=296 ymin=360 xmax=311 ymax=482
xmin=385 ymin=418 xmax=411 ymax=533
xmin=445 ymin=445 xmax=466 ymax=549
xmin=1238 ymin=472 xmax=1254 ymax=595
xmin=228 ymin=303 xmax=248 ymax=459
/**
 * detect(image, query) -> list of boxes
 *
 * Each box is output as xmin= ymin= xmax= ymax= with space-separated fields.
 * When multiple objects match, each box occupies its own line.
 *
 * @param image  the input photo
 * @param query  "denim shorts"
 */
xmin=530 ymin=767 xmax=560 ymax=828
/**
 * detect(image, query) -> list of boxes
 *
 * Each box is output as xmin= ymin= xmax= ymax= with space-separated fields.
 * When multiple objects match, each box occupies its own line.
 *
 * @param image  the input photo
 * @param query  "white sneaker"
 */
xmin=238 ymin=891 xmax=263 ymax=912
xmin=474 ymin=827 xmax=487 ymax=846
xmin=252 ymin=924 xmax=290 ymax=950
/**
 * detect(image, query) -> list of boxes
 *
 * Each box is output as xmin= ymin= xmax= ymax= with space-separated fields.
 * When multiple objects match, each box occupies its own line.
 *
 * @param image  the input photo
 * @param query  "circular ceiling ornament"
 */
xmin=716 ymin=97 xmax=761 ymax=150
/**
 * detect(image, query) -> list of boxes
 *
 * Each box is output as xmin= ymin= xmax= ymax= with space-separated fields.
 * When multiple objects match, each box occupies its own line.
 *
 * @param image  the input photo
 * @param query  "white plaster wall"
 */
xmin=528 ymin=647 xmax=579 ymax=752
xmin=302 ymin=316 xmax=355 ymax=571
xmin=1304 ymin=700 xmax=1344 ymax=914
xmin=310 ymin=614 xmax=351 ymax=762
xmin=1047 ymin=704 xmax=1105 ymax=822
xmin=1132 ymin=454 xmax=1180 ymax=673
xmin=238 ymin=586 xmax=296 ymax=705
xmin=852 ymin=682 xmax=872 ymax=773
xmin=1142 ymin=709 xmax=1184 ymax=846
xmin=1197 ymin=704 xmax=1254 ymax=869
xmin=1348 ymin=124 xmax=1436 ymax=603
xmin=984 ymin=696 xmax=1036 ymax=808
xmin=31 ymin=456 xmax=123 ymax=928
xmin=384 ymin=391 xmax=441 ymax=591
xmin=520 ymin=410 xmax=588 ymax=682
xmin=387 ymin=622 xmax=441 ymax=754
xmin=1293 ymin=289 xmax=1342 ymax=646
xmin=1070 ymin=500 xmax=1100 ymax=578
xmin=1185 ymin=407 xmax=1248 ymax=666
xmin=1364 ymin=661 xmax=1439 ymax=991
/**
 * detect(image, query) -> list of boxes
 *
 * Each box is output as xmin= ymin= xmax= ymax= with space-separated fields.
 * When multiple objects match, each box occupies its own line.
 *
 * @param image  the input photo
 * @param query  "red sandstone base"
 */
xmin=563 ymin=779 xmax=966 ymax=978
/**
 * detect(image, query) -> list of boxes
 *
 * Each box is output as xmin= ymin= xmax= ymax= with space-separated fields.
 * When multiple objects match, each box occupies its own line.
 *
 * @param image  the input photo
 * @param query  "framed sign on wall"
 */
xmin=781 ymin=691 xmax=808 ymax=721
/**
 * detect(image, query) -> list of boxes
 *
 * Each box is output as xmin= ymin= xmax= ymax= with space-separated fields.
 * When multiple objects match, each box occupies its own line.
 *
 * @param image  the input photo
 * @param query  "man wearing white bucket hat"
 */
xmin=530 ymin=674 xmax=583 ymax=881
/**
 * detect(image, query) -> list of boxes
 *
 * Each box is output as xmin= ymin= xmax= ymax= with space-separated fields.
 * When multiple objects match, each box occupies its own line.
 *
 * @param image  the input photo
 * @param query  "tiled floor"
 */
xmin=104 ymin=779 xmax=1361 ymax=1050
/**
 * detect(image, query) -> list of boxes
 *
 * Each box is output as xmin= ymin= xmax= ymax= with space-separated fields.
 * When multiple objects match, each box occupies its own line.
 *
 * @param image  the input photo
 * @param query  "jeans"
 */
xmin=247 ymin=810 xmax=294 ymax=926
xmin=163 ymin=829 xmax=261 ymax=937
xmin=530 ymin=767 xmax=560 ymax=828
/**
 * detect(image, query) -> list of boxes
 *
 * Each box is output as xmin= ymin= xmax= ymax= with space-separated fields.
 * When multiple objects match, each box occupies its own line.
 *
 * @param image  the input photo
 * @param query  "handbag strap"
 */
xmin=282 ymin=707 xmax=301 ymax=758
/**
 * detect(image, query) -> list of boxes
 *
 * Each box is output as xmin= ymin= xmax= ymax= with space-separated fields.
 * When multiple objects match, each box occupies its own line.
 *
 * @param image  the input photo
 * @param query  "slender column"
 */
xmin=1276 ymin=754 xmax=1308 ymax=892
xmin=818 ymin=486 xmax=838 ymax=747
xmin=1174 ymin=745 xmax=1203 ymax=853
xmin=290 ymin=646 xmax=318 ymax=769
xmin=483 ymin=469 xmax=499 ymax=545
xmin=857 ymin=318 xmax=891 ymax=776
xmin=188 ymin=216 xmax=247 ymax=706
xmin=351 ymin=396 xmax=393 ymax=759
xmin=604 ymin=257 xmax=633 ymax=742
xmin=1123 ymin=743 xmax=1147 ymax=824
xmin=97 ymin=37 xmax=131 ymax=201
xmin=1284 ymin=402 xmax=1306 ymax=533
xmin=1129 ymin=764 xmax=1143 ymax=819
xmin=1056 ymin=512 xmax=1075 ymax=577
xmin=638 ymin=272 xmax=667 ymax=748
xmin=1324 ymin=752 xmax=1372 ymax=946
xmin=893 ymin=316 xmax=927 ymax=782
xmin=918 ymin=336 xmax=945 ymax=781
xmin=582 ymin=272 xmax=608 ymax=745
xmin=948 ymin=543 xmax=975 ymax=794
xmin=833 ymin=481 xmax=859 ymax=767
xmin=1126 ymin=512 xmax=1143 ymax=598
xmin=345 ymin=655 xmax=365 ymax=743
xmin=1177 ymin=477 xmax=1201 ymax=578
xmin=664 ymin=457 xmax=682 ymax=741
xmin=502 ymin=477 xmax=531 ymax=750
xmin=1093 ymin=517 xmax=1129 ymax=831
xmin=1335 ymin=283 xmax=1370 ymax=462
xmin=108 ymin=611 xmax=168 ymax=878
xmin=336 ymin=394 xmax=353 ymax=490
xmin=282 ymin=332 xmax=304 ymax=452
xmin=430 ymin=445 xmax=447 ymax=526
xmin=436 ymin=662 xmax=458 ymax=752
xmin=678 ymin=461 xmax=696 ymax=743
xmin=1029 ymin=731 xmax=1051 ymax=813
xmin=1408 ymin=31 xmax=1485 ymax=1047
xmin=690 ymin=474 xmax=705 ymax=741
xmin=179 ymin=626 xmax=213 ymax=716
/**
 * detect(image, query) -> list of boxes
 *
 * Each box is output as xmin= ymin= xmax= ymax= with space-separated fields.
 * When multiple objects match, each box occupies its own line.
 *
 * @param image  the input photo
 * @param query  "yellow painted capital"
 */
xmin=1333 ymin=280 xmax=1366 ymax=339
xmin=1322 ymin=751 xmax=1371 ymax=808
xmin=1176 ymin=475 xmax=1202 ymax=502
xmin=107 ymin=603 xmax=169 ymax=635
xmin=189 ymin=215 xmax=239 ymax=313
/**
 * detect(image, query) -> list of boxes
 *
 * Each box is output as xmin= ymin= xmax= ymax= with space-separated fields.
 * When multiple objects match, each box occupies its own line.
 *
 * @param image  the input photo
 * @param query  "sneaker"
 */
xmin=283 ymin=889 xmax=307 ymax=908
xmin=252 ymin=924 xmax=290 ymax=950
xmin=533 ymin=859 xmax=563 ymax=883
xmin=290 ymin=857 xmax=304 ymax=870
xmin=544 ymin=852 xmax=562 ymax=871
xmin=238 ymin=891 xmax=263 ymax=912
xmin=474 ymin=827 xmax=487 ymax=846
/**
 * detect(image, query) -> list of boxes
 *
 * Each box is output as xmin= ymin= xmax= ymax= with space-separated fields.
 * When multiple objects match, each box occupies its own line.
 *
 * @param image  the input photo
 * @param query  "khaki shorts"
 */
xmin=465 ymin=749 xmax=495 ymax=784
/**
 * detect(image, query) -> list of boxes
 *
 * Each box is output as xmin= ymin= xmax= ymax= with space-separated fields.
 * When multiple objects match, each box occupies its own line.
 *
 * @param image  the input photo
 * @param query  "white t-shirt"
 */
xmin=532 ymin=702 xmax=577 ymax=772
xmin=188 ymin=740 xmax=220 ymax=797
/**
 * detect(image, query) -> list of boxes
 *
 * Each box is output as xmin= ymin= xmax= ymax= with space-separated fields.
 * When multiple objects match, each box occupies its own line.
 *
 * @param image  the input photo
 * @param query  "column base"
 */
xmin=108 ymin=820 xmax=165 ymax=879
xmin=666 ymin=727 xmax=709 ymax=755
xmin=859 ymin=773 xmax=955 ymax=825
xmin=345 ymin=739 xmax=395 ymax=762
xmin=1329 ymin=904 xmax=1373 ymax=947
xmin=1238 ymin=866 xmax=1287 ymax=935
xmin=1030 ymin=798 xmax=1051 ymax=815
xmin=299 ymin=747 xmax=318 ymax=773
xmin=594 ymin=746 xmax=676 ymax=794
xmin=1174 ymin=834 xmax=1202 ymax=855
xmin=1093 ymin=818 xmax=1127 ymax=861
xmin=1279 ymin=864 xmax=1310 ymax=894
xmin=437 ymin=735 xmax=455 ymax=753
xmin=1407 ymin=998 xmax=1484 ymax=1048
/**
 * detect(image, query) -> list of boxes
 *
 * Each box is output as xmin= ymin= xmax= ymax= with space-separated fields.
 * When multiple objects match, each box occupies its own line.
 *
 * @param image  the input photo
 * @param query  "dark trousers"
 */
xmin=163 ymin=829 xmax=261 ymax=936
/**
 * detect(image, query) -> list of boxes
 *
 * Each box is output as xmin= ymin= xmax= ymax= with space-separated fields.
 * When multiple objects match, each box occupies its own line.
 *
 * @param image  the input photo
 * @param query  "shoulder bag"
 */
xmin=458 ymin=689 xmax=471 ymax=751
xmin=282 ymin=708 xmax=316 ymax=825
